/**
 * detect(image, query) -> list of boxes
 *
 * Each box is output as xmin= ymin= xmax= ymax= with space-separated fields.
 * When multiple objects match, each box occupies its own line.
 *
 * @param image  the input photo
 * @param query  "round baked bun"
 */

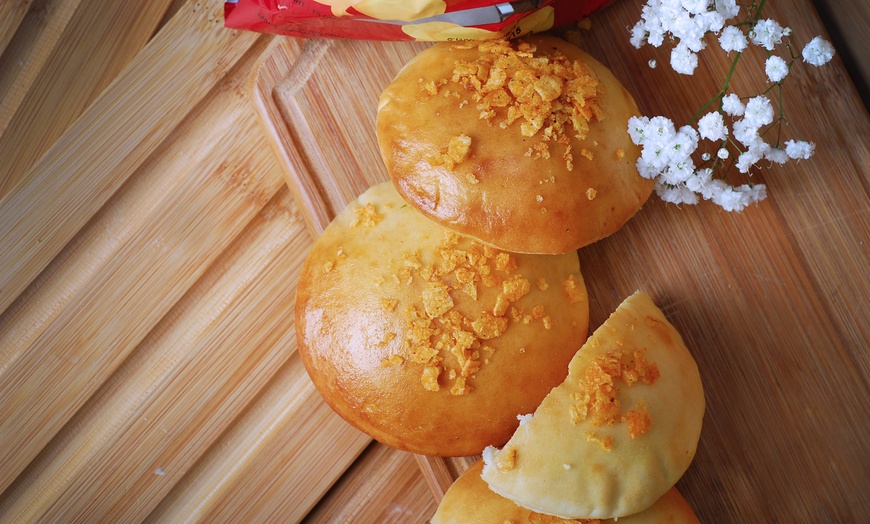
xmin=377 ymin=35 xmax=653 ymax=254
xmin=432 ymin=460 xmax=700 ymax=524
xmin=295 ymin=182 xmax=590 ymax=457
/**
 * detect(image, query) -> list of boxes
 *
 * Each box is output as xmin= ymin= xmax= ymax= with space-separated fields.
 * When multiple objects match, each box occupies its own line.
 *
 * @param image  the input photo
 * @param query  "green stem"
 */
xmin=687 ymin=51 xmax=742 ymax=124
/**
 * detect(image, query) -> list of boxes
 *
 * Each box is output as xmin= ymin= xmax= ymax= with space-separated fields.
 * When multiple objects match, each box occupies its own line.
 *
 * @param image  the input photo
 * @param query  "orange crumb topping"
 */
xmin=615 ymin=147 xmax=625 ymax=160
xmin=386 ymin=231 xmax=575 ymax=396
xmin=421 ymin=365 xmax=441 ymax=391
xmin=394 ymin=232 xmax=550 ymax=396
xmin=585 ymin=431 xmax=613 ymax=452
xmin=448 ymin=39 xmax=604 ymax=171
xmin=493 ymin=275 xmax=531 ymax=316
xmin=562 ymin=275 xmax=585 ymax=304
xmin=471 ymin=311 xmax=508 ymax=340
xmin=421 ymin=280 xmax=454 ymax=318
xmin=352 ymin=203 xmax=383 ymax=229
xmin=625 ymin=405 xmax=653 ymax=439
xmin=494 ymin=252 xmax=516 ymax=273
xmin=573 ymin=349 xmax=660 ymax=440
xmin=429 ymin=133 xmax=472 ymax=169
xmin=381 ymin=353 xmax=404 ymax=367
xmin=586 ymin=188 xmax=597 ymax=200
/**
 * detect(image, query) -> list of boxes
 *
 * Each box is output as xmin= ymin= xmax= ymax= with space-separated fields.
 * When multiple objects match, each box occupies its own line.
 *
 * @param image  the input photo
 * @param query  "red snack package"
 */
xmin=224 ymin=0 xmax=613 ymax=41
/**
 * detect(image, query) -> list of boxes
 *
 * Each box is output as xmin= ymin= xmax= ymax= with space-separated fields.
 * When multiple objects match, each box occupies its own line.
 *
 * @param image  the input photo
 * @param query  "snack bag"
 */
xmin=224 ymin=0 xmax=613 ymax=41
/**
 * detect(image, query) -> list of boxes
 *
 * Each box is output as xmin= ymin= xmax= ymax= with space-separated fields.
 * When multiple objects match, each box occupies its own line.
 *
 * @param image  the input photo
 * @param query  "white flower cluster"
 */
xmin=630 ymin=0 xmax=740 ymax=74
xmin=628 ymin=0 xmax=835 ymax=211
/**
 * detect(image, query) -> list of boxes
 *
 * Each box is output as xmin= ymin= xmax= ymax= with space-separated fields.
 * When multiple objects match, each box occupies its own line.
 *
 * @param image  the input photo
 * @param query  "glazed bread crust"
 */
xmin=377 ymin=35 xmax=653 ymax=254
xmin=295 ymin=182 xmax=590 ymax=456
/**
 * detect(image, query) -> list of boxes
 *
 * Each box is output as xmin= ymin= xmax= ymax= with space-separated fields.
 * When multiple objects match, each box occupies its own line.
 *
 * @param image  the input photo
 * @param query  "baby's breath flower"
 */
xmin=681 ymin=0 xmax=709 ymax=14
xmin=736 ymin=150 xmax=760 ymax=173
xmin=661 ymin=160 xmax=696 ymax=185
xmin=636 ymin=157 xmax=659 ymax=179
xmin=749 ymin=18 xmax=787 ymax=50
xmin=701 ymin=178 xmax=729 ymax=201
xmin=628 ymin=115 xmax=651 ymax=144
xmin=669 ymin=125 xmax=700 ymax=161
xmin=629 ymin=20 xmax=647 ymax=49
xmin=802 ymin=36 xmax=835 ymax=66
xmin=721 ymin=93 xmax=745 ymax=116
xmin=671 ymin=42 xmax=699 ymax=75
xmin=732 ymin=119 xmax=758 ymax=147
xmin=656 ymin=181 xmax=700 ymax=205
xmin=649 ymin=115 xmax=677 ymax=142
xmin=712 ymin=184 xmax=766 ymax=212
xmin=719 ymin=26 xmax=747 ymax=53
xmin=765 ymin=55 xmax=789 ymax=83
xmin=685 ymin=167 xmax=714 ymax=193
xmin=629 ymin=0 xmax=830 ymax=211
xmin=743 ymin=95 xmax=774 ymax=127
xmin=714 ymin=0 xmax=740 ymax=20
xmin=785 ymin=139 xmax=815 ymax=160
xmin=765 ymin=147 xmax=789 ymax=165
xmin=697 ymin=111 xmax=728 ymax=141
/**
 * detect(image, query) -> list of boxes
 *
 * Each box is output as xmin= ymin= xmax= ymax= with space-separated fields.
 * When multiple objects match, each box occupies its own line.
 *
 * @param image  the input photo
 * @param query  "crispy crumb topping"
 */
xmin=571 ymin=349 xmax=660 ymax=441
xmin=445 ymin=39 xmax=604 ymax=171
xmin=351 ymin=203 xmax=383 ymax=229
xmin=586 ymin=188 xmax=597 ymax=200
xmin=381 ymin=353 xmax=404 ymax=367
xmin=585 ymin=431 xmax=613 ymax=452
xmin=429 ymin=133 xmax=472 ymax=169
xmin=625 ymin=405 xmax=653 ymax=439
xmin=388 ymin=231 xmax=561 ymax=396
xmin=562 ymin=275 xmax=585 ymax=304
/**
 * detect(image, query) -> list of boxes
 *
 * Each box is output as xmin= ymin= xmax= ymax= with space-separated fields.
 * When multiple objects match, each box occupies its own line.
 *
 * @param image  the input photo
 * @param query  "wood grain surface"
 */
xmin=0 ymin=0 xmax=866 ymax=522
xmin=254 ymin=0 xmax=870 ymax=521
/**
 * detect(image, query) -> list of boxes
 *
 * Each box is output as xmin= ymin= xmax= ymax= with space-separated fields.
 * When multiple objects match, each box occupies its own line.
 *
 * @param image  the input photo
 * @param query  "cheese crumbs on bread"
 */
xmin=390 ymin=231 xmax=562 ymax=395
xmin=570 ymin=349 xmax=660 ymax=440
xmin=445 ymin=39 xmax=604 ymax=171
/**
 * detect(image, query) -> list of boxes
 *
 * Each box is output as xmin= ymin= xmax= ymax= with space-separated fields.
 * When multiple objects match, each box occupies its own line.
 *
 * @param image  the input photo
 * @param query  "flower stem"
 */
xmin=687 ymin=1 xmax=767 ymax=125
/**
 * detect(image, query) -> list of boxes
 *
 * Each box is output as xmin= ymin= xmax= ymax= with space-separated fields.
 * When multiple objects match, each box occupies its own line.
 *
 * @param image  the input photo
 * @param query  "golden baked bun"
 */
xmin=481 ymin=292 xmax=705 ymax=519
xmin=376 ymin=35 xmax=652 ymax=254
xmin=295 ymin=182 xmax=590 ymax=457
xmin=432 ymin=460 xmax=700 ymax=524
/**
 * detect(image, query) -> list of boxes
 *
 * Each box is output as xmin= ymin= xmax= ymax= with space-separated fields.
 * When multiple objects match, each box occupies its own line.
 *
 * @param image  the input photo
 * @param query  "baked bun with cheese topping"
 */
xmin=432 ymin=460 xmax=700 ymax=524
xmin=295 ymin=182 xmax=590 ymax=457
xmin=481 ymin=291 xmax=704 ymax=519
xmin=376 ymin=35 xmax=653 ymax=254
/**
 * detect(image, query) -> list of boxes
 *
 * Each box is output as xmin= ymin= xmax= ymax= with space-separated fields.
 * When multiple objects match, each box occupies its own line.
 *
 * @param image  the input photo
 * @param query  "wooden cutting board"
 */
xmin=0 ymin=0 xmax=867 ymax=522
xmin=252 ymin=0 xmax=870 ymax=521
